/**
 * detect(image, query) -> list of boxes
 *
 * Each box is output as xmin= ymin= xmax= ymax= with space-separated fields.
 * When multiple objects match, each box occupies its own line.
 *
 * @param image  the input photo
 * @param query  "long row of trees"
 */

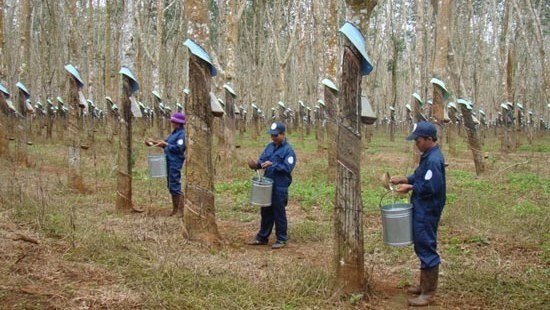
xmin=0 ymin=0 xmax=547 ymax=124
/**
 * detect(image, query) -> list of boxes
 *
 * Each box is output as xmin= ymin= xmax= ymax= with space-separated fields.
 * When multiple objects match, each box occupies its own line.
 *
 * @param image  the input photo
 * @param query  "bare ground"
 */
xmin=1 ymin=131 xmax=548 ymax=309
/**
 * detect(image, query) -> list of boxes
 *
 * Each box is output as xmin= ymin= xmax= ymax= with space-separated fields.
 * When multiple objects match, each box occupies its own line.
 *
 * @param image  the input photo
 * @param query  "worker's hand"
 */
xmin=261 ymin=161 xmax=272 ymax=169
xmin=389 ymin=176 xmax=407 ymax=185
xmin=247 ymin=159 xmax=258 ymax=170
xmin=394 ymin=183 xmax=412 ymax=193
xmin=156 ymin=140 xmax=167 ymax=148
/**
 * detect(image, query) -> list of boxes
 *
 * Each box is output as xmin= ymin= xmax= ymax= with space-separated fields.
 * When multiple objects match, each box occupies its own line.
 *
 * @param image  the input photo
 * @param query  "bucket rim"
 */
xmin=381 ymin=203 xmax=412 ymax=211
xmin=251 ymin=176 xmax=274 ymax=184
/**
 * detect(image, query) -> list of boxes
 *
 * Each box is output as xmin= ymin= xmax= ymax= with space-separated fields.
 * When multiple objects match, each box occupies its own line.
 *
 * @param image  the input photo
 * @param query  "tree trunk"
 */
xmin=431 ymin=0 xmax=451 ymax=145
xmin=432 ymin=83 xmax=447 ymax=145
xmin=67 ymin=75 xmax=85 ymax=192
xmin=116 ymin=0 xmax=136 ymax=211
xmin=0 ymin=0 xmax=4 ymax=81
xmin=15 ymin=0 xmax=31 ymax=166
xmin=414 ymin=0 xmax=427 ymax=100
xmin=183 ymin=0 xmax=221 ymax=247
xmin=334 ymin=46 xmax=365 ymax=295
xmin=184 ymin=55 xmax=221 ymax=247
xmin=116 ymin=77 xmax=133 ymax=210
xmin=461 ymin=105 xmax=485 ymax=175
xmin=0 ymin=91 xmax=9 ymax=156
xmin=325 ymin=86 xmax=338 ymax=184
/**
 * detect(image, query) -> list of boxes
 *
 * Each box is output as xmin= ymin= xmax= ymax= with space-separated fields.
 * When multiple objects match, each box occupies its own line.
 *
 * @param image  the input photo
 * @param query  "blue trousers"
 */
xmin=413 ymin=208 xmax=442 ymax=269
xmin=256 ymin=187 xmax=288 ymax=242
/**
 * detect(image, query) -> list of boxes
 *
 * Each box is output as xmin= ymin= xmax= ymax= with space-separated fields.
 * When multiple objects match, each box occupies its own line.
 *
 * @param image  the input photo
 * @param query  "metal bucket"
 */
xmin=250 ymin=176 xmax=273 ymax=207
xmin=148 ymin=154 xmax=167 ymax=178
xmin=380 ymin=203 xmax=413 ymax=247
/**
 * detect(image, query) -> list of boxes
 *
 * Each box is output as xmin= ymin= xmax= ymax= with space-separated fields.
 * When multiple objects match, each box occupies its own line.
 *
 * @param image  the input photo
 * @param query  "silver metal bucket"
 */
xmin=148 ymin=154 xmax=167 ymax=178
xmin=250 ymin=176 xmax=273 ymax=207
xmin=380 ymin=203 xmax=413 ymax=247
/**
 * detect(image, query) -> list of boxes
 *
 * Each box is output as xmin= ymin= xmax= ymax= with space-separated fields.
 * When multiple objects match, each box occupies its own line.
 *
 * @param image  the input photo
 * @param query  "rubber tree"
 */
xmin=181 ymin=16 xmax=221 ymax=247
xmin=333 ymin=21 xmax=374 ymax=296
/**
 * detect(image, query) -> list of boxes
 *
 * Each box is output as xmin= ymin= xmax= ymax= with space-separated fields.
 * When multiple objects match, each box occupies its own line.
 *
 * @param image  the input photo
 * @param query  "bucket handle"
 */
xmin=255 ymin=168 xmax=266 ymax=182
xmin=379 ymin=190 xmax=409 ymax=209
xmin=379 ymin=190 xmax=391 ymax=209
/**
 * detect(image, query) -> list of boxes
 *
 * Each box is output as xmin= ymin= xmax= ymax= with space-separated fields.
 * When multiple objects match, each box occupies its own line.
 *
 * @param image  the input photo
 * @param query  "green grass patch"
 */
xmin=291 ymin=219 xmax=332 ymax=242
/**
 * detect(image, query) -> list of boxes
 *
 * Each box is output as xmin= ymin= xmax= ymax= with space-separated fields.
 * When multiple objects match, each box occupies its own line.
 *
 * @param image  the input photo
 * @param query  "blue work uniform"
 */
xmin=164 ymin=127 xmax=186 ymax=195
xmin=255 ymin=139 xmax=296 ymax=243
xmin=407 ymin=144 xmax=446 ymax=269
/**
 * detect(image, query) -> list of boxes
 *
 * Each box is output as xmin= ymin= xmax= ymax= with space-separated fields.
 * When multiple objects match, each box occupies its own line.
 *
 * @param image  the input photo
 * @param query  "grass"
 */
xmin=1 ymin=125 xmax=549 ymax=309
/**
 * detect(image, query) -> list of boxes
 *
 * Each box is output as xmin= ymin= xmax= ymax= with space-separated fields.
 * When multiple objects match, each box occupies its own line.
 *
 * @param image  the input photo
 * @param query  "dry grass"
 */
xmin=0 ymin=125 xmax=548 ymax=309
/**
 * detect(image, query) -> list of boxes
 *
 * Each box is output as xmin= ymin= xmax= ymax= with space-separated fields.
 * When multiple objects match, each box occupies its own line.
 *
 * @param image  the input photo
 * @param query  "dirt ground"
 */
xmin=1 ymin=130 xmax=548 ymax=309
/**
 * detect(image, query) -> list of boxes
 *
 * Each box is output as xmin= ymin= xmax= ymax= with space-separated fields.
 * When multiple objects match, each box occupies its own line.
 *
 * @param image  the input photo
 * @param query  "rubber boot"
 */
xmin=170 ymin=194 xmax=181 ymax=216
xmin=407 ymin=267 xmax=428 ymax=294
xmin=408 ymin=265 xmax=438 ymax=307
xmin=175 ymin=194 xmax=184 ymax=217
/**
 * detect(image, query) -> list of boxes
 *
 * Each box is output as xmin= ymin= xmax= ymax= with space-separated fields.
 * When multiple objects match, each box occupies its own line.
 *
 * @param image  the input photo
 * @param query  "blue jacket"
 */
xmin=258 ymin=139 xmax=296 ymax=188
xmin=164 ymin=127 xmax=186 ymax=168
xmin=407 ymin=144 xmax=446 ymax=215
xmin=164 ymin=127 xmax=185 ymax=194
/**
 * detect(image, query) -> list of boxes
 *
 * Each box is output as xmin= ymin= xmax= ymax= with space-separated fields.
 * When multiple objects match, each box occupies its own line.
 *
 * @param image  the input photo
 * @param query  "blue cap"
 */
xmin=268 ymin=122 xmax=286 ymax=135
xmin=406 ymin=121 xmax=437 ymax=140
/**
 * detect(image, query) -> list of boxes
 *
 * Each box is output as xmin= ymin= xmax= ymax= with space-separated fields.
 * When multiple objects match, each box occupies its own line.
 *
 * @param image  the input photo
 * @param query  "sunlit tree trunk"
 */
xmin=16 ymin=0 xmax=31 ymax=166
xmin=431 ymin=0 xmax=451 ymax=145
xmin=414 ymin=0 xmax=427 ymax=99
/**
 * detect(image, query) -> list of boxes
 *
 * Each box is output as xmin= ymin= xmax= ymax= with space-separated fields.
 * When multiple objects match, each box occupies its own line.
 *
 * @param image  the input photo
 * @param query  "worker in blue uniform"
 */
xmin=247 ymin=122 xmax=296 ymax=249
xmin=150 ymin=112 xmax=186 ymax=217
xmin=390 ymin=121 xmax=446 ymax=307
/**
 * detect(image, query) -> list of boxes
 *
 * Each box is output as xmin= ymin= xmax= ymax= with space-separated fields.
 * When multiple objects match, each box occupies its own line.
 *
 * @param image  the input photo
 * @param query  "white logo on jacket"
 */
xmin=424 ymin=169 xmax=433 ymax=180
xmin=287 ymin=156 xmax=294 ymax=165
xmin=177 ymin=139 xmax=184 ymax=145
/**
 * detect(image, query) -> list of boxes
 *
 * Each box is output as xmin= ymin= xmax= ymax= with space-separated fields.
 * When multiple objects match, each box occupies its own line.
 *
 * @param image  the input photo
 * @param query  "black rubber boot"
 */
xmin=407 ymin=267 xmax=427 ymax=295
xmin=170 ymin=194 xmax=182 ymax=216
xmin=408 ymin=265 xmax=438 ymax=306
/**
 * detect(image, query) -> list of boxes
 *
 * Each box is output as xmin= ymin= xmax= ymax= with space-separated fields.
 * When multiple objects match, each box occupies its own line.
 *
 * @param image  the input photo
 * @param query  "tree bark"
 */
xmin=431 ymin=0 xmax=451 ymax=144
xmin=116 ymin=77 xmax=133 ymax=210
xmin=0 ymin=0 xmax=4 ymax=81
xmin=334 ymin=46 xmax=365 ymax=295
xmin=325 ymin=87 xmax=338 ymax=184
xmin=184 ymin=55 xmax=221 ymax=247
xmin=461 ymin=105 xmax=485 ymax=175
xmin=184 ymin=0 xmax=221 ymax=247
xmin=116 ymin=0 xmax=136 ymax=211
